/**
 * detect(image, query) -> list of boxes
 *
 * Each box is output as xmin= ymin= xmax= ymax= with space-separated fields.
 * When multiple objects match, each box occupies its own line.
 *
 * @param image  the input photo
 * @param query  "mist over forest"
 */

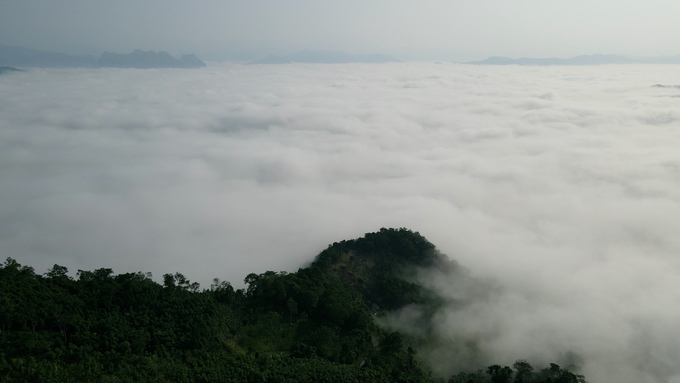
xmin=2 ymin=62 xmax=680 ymax=382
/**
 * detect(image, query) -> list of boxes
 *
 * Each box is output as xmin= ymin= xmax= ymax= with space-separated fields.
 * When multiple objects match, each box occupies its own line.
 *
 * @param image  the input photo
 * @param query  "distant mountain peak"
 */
xmin=0 ymin=66 xmax=23 ymax=75
xmin=468 ymin=54 xmax=680 ymax=65
xmin=96 ymin=50 xmax=206 ymax=69
xmin=0 ymin=45 xmax=207 ymax=69
xmin=248 ymin=49 xmax=399 ymax=64
xmin=0 ymin=44 xmax=96 ymax=68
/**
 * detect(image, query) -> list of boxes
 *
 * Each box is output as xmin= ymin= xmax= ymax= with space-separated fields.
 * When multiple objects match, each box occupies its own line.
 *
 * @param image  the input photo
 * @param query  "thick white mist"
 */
xmin=1 ymin=63 xmax=680 ymax=382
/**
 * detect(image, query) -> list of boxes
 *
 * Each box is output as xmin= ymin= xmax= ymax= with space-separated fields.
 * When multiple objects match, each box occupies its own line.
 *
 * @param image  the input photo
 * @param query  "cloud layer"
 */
xmin=2 ymin=63 xmax=680 ymax=382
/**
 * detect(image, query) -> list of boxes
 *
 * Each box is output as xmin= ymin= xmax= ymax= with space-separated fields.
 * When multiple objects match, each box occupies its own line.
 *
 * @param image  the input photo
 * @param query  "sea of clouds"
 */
xmin=1 ymin=62 xmax=680 ymax=382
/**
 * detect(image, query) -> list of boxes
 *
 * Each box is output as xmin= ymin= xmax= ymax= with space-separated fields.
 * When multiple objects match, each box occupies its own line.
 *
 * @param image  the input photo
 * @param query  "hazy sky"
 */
xmin=2 ymin=0 xmax=680 ymax=60
xmin=2 ymin=63 xmax=680 ymax=382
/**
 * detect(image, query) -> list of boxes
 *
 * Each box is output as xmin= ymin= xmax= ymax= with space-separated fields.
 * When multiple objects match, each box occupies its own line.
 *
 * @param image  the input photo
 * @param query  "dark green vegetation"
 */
xmin=0 ymin=228 xmax=586 ymax=382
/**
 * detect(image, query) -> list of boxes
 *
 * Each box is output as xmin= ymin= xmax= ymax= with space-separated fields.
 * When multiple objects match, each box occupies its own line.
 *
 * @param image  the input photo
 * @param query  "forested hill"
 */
xmin=311 ymin=228 xmax=453 ymax=312
xmin=0 ymin=228 xmax=586 ymax=382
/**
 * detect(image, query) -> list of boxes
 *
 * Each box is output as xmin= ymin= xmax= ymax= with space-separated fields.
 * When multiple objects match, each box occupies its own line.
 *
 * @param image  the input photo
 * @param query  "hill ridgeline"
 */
xmin=0 ymin=228 xmax=586 ymax=382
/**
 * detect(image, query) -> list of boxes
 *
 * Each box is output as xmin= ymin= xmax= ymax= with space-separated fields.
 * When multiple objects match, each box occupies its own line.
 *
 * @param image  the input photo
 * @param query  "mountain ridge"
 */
xmin=0 ymin=45 xmax=206 ymax=68
xmin=469 ymin=54 xmax=680 ymax=65
xmin=248 ymin=49 xmax=399 ymax=64
xmin=0 ymin=44 xmax=97 ymax=67
xmin=0 ymin=66 xmax=23 ymax=75
xmin=96 ymin=49 xmax=206 ymax=68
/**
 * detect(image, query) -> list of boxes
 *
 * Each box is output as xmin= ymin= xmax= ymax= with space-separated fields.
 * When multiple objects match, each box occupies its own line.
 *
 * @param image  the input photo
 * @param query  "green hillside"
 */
xmin=0 ymin=228 xmax=586 ymax=382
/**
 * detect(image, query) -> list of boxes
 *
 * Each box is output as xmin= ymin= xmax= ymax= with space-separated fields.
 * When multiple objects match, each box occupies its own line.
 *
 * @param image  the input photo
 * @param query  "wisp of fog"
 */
xmin=1 ymin=63 xmax=680 ymax=383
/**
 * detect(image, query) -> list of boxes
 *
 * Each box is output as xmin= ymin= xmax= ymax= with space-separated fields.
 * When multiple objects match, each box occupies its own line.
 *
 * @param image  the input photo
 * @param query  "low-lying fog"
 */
xmin=1 ymin=63 xmax=680 ymax=382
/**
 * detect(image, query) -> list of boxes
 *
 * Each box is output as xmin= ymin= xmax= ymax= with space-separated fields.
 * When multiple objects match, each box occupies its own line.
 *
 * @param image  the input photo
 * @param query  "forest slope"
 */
xmin=0 ymin=228 xmax=585 ymax=382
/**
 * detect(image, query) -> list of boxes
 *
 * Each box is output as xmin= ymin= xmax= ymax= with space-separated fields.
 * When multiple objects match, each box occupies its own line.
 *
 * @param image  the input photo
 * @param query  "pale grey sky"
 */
xmin=1 ymin=0 xmax=679 ymax=61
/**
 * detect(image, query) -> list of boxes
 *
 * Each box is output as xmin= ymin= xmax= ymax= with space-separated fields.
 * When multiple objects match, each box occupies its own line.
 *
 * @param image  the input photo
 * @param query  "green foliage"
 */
xmin=487 ymin=365 xmax=513 ymax=383
xmin=447 ymin=361 xmax=587 ymax=383
xmin=312 ymin=228 xmax=450 ymax=312
xmin=0 ymin=255 xmax=427 ymax=382
xmin=513 ymin=359 xmax=533 ymax=383
xmin=535 ymin=363 xmax=587 ymax=383
xmin=0 ymin=228 xmax=588 ymax=383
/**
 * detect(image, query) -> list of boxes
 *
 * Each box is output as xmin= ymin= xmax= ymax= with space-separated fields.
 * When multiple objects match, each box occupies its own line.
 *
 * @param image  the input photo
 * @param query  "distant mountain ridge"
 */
xmin=469 ymin=54 xmax=680 ymax=65
xmin=0 ymin=45 xmax=206 ymax=69
xmin=0 ymin=45 xmax=96 ymax=67
xmin=0 ymin=66 xmax=23 ymax=75
xmin=97 ymin=49 xmax=206 ymax=68
xmin=248 ymin=49 xmax=399 ymax=64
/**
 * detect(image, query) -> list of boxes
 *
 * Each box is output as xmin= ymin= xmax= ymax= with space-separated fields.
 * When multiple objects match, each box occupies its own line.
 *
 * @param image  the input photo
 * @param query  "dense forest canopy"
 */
xmin=0 ymin=228 xmax=586 ymax=382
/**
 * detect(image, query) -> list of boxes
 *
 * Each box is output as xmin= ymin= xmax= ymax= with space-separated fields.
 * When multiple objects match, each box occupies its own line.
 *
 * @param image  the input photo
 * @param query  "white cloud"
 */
xmin=2 ymin=63 xmax=680 ymax=382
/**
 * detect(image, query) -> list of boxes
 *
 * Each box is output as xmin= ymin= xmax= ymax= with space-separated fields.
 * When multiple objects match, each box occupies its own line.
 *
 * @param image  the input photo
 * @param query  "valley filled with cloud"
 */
xmin=2 ymin=63 xmax=680 ymax=382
